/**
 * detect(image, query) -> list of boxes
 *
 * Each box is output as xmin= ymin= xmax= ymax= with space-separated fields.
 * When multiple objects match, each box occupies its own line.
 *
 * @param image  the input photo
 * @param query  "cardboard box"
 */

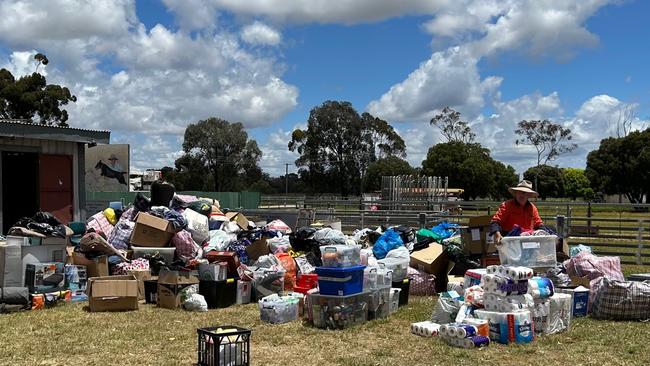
xmin=410 ymin=243 xmax=448 ymax=275
xmin=461 ymin=215 xmax=495 ymax=255
xmin=245 ymin=238 xmax=269 ymax=262
xmin=130 ymin=212 xmax=175 ymax=247
xmin=205 ymin=251 xmax=240 ymax=277
xmin=569 ymin=276 xmax=591 ymax=288
xmin=0 ymin=241 xmax=23 ymax=287
xmin=69 ymin=250 xmax=109 ymax=278
xmin=87 ymin=275 xmax=139 ymax=312
xmin=127 ymin=269 xmax=152 ymax=300
xmin=25 ymin=262 xmax=65 ymax=293
xmin=157 ymin=270 xmax=199 ymax=309
xmin=225 ymin=212 xmax=249 ymax=230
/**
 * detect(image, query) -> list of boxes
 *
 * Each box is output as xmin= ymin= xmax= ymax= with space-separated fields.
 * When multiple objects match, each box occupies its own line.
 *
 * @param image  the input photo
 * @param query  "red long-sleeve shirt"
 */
xmin=490 ymin=199 xmax=543 ymax=234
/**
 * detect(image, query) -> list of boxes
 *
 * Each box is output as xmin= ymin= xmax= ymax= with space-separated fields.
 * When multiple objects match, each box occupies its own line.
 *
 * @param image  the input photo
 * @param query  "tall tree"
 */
xmin=0 ymin=55 xmax=76 ymax=127
xmin=523 ymin=165 xmax=565 ymax=199
xmin=563 ymin=168 xmax=593 ymax=200
xmin=289 ymin=100 xmax=405 ymax=196
xmin=364 ymin=156 xmax=416 ymax=192
xmin=182 ymin=117 xmax=262 ymax=192
xmin=429 ymin=106 xmax=476 ymax=143
xmin=586 ymin=129 xmax=650 ymax=204
xmin=421 ymin=141 xmax=517 ymax=200
xmin=515 ymin=119 xmax=577 ymax=166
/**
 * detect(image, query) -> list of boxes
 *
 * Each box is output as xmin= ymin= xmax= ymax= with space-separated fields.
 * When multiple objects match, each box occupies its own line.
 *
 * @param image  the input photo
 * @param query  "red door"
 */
xmin=39 ymin=154 xmax=73 ymax=224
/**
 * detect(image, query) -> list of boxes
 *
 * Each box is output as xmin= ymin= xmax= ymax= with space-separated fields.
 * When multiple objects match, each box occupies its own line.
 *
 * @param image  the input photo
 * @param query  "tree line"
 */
xmin=1 ymin=56 xmax=647 ymax=202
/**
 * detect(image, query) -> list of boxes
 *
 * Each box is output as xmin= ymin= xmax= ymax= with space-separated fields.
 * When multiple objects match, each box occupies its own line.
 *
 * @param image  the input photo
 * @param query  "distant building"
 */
xmin=0 ymin=120 xmax=110 ymax=233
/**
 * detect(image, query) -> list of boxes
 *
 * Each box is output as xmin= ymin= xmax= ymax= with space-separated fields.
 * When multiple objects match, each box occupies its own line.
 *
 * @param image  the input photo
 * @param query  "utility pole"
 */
xmin=285 ymin=163 xmax=290 ymax=208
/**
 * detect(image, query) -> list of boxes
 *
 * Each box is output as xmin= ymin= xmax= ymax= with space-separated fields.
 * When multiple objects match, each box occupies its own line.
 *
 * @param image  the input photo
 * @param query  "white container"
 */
xmin=320 ymin=245 xmax=361 ymax=268
xmin=363 ymin=267 xmax=392 ymax=290
xmin=236 ymin=280 xmax=252 ymax=304
xmin=389 ymin=288 xmax=401 ymax=314
xmin=498 ymin=235 xmax=558 ymax=268
xmin=377 ymin=257 xmax=409 ymax=281
xmin=259 ymin=295 xmax=299 ymax=324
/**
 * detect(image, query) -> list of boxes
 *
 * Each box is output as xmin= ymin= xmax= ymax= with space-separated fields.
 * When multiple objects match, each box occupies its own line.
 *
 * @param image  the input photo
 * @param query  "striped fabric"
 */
xmin=591 ymin=277 xmax=650 ymax=320
xmin=564 ymin=251 xmax=624 ymax=281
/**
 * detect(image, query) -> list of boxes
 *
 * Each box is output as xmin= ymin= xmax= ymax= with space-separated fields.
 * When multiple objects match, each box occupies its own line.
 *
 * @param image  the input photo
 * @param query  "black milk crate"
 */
xmin=197 ymin=326 xmax=251 ymax=366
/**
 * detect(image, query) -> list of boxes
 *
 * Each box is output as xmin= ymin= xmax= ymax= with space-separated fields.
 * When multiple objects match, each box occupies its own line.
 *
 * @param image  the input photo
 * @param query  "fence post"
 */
xmin=637 ymin=219 xmax=644 ymax=265
xmin=587 ymin=201 xmax=592 ymax=235
xmin=361 ymin=212 xmax=365 ymax=229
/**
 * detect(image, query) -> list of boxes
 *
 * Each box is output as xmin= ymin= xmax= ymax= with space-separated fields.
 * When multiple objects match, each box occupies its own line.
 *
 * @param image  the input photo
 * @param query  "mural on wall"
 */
xmin=85 ymin=144 xmax=130 ymax=192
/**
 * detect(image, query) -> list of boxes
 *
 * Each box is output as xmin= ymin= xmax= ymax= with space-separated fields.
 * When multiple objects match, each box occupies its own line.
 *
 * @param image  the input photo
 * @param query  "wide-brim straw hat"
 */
xmin=508 ymin=180 xmax=539 ymax=198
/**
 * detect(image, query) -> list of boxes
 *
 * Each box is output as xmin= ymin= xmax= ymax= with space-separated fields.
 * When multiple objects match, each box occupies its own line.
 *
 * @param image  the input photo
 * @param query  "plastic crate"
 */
xmin=199 ymin=279 xmax=237 ymax=309
xmin=197 ymin=326 xmax=251 ymax=366
xmin=316 ymin=265 xmax=365 ymax=296
xmin=320 ymin=245 xmax=361 ymax=268
xmin=258 ymin=296 xmax=300 ymax=324
xmin=366 ymin=286 xmax=391 ymax=320
xmin=498 ymin=235 xmax=557 ymax=268
xmin=363 ymin=267 xmax=392 ymax=291
xmin=391 ymin=278 xmax=410 ymax=307
xmin=307 ymin=291 xmax=369 ymax=329
xmin=377 ymin=257 xmax=409 ymax=281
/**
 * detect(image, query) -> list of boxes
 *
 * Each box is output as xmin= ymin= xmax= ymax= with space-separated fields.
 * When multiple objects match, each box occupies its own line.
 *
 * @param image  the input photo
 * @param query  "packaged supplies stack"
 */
xmin=64 ymin=264 xmax=88 ymax=302
xmin=473 ymin=265 xmax=536 ymax=345
xmin=439 ymin=323 xmax=490 ymax=349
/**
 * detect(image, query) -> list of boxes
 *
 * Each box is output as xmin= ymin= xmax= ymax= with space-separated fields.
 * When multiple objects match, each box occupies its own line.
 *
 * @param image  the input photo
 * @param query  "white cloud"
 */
xmin=241 ymin=21 xmax=282 ymax=46
xmin=258 ymin=126 xmax=303 ymax=176
xmin=0 ymin=0 xmax=136 ymax=44
xmin=161 ymin=0 xmax=218 ymax=30
xmin=210 ymin=0 xmax=445 ymax=24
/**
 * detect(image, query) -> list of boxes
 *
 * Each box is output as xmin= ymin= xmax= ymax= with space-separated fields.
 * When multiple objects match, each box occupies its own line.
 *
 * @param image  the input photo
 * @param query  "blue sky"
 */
xmin=1 ymin=0 xmax=648 ymax=177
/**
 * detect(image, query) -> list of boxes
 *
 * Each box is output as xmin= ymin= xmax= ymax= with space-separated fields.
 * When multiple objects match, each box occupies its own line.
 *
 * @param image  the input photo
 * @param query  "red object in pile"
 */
xmin=293 ymin=274 xmax=318 ymax=294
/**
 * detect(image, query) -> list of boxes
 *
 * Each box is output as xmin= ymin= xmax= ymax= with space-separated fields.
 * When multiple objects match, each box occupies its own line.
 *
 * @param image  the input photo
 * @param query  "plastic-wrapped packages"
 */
xmin=204 ymin=230 xmax=234 ymax=252
xmin=268 ymin=236 xmax=291 ymax=254
xmin=312 ymin=228 xmax=347 ymax=246
xmin=431 ymin=294 xmax=462 ymax=324
xmin=264 ymin=220 xmax=292 ymax=234
xmin=258 ymin=294 xmax=299 ymax=324
xmin=181 ymin=284 xmax=208 ymax=312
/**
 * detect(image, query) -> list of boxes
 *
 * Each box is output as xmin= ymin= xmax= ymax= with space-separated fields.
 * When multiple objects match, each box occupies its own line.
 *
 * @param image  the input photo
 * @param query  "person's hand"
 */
xmin=494 ymin=232 xmax=503 ymax=246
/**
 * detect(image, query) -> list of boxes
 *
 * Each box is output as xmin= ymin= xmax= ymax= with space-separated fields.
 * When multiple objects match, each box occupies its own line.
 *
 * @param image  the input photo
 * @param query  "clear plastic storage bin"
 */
xmin=389 ymin=288 xmax=401 ymax=314
xmin=377 ymin=257 xmax=409 ymax=281
xmin=363 ymin=267 xmax=393 ymax=291
xmin=307 ymin=291 xmax=369 ymax=330
xmin=320 ymin=245 xmax=361 ymax=268
xmin=366 ymin=286 xmax=391 ymax=320
xmin=498 ymin=235 xmax=558 ymax=268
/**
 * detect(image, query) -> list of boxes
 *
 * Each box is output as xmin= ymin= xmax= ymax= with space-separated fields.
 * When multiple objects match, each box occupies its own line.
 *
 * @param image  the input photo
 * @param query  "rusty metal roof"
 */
xmin=0 ymin=119 xmax=110 ymax=144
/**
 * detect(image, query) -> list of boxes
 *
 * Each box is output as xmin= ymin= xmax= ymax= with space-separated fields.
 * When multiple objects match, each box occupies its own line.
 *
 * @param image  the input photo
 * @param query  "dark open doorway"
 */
xmin=2 ymin=151 xmax=39 ymax=234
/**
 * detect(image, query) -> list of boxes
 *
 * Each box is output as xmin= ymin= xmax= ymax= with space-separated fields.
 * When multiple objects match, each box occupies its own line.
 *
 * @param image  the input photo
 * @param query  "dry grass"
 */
xmin=2 ymin=265 xmax=650 ymax=366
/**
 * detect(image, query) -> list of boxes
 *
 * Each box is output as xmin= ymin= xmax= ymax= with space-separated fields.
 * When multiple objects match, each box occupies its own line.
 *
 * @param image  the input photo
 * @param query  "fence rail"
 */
xmin=243 ymin=207 xmax=650 ymax=266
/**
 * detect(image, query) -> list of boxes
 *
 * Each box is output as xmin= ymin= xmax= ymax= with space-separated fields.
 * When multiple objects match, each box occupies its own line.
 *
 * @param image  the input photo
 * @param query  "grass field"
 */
xmin=2 ymin=265 xmax=649 ymax=366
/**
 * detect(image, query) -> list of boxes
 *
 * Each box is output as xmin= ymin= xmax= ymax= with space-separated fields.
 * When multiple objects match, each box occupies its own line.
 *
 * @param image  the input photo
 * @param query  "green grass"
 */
xmin=2 ymin=265 xmax=650 ymax=366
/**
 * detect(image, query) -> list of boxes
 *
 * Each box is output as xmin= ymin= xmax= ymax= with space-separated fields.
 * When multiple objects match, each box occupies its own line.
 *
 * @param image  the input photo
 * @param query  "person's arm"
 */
xmin=532 ymin=204 xmax=543 ymax=229
xmin=489 ymin=201 xmax=508 ymax=244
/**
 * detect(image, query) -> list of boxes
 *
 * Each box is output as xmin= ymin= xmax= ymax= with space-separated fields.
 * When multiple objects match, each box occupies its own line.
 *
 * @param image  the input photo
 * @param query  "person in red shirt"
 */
xmin=490 ymin=180 xmax=544 ymax=245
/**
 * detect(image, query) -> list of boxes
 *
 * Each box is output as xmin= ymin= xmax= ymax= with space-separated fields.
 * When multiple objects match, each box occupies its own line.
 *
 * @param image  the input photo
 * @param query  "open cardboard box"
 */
xmin=130 ymin=212 xmax=176 ymax=247
xmin=157 ymin=270 xmax=199 ymax=309
xmin=67 ymin=249 xmax=109 ymax=278
xmin=87 ymin=275 xmax=139 ymax=312
xmin=225 ymin=212 xmax=249 ymax=230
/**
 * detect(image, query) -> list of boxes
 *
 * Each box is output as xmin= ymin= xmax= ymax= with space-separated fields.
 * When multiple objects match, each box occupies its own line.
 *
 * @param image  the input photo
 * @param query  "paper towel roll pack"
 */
xmin=531 ymin=299 xmax=550 ymax=336
xmin=474 ymin=309 xmax=535 ymax=344
xmin=462 ymin=318 xmax=490 ymax=337
xmin=482 ymin=274 xmax=528 ymax=296
xmin=411 ymin=321 xmax=441 ymax=337
xmin=486 ymin=265 xmax=533 ymax=280
xmin=548 ymin=293 xmax=572 ymax=334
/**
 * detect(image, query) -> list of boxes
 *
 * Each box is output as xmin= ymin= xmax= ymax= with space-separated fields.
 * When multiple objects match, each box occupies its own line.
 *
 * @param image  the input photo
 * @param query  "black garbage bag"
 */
xmin=25 ymin=222 xmax=57 ymax=237
xmin=393 ymin=225 xmax=415 ymax=244
xmin=445 ymin=242 xmax=480 ymax=275
xmin=289 ymin=226 xmax=317 ymax=252
xmin=33 ymin=212 xmax=62 ymax=226
xmin=143 ymin=253 xmax=167 ymax=276
xmin=150 ymin=180 xmax=175 ymax=207
xmin=133 ymin=192 xmax=151 ymax=213
xmin=187 ymin=200 xmax=212 ymax=217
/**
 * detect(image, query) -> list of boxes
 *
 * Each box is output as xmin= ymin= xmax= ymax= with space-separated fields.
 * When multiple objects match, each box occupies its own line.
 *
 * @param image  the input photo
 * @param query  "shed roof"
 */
xmin=0 ymin=119 xmax=110 ymax=144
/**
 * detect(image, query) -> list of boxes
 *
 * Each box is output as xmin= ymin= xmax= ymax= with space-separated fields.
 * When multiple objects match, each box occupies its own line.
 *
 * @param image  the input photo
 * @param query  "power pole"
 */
xmin=285 ymin=163 xmax=290 ymax=208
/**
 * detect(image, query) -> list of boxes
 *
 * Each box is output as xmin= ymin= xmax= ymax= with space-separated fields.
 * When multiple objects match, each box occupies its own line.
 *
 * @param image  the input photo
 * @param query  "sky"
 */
xmin=1 ymin=0 xmax=648 ymax=177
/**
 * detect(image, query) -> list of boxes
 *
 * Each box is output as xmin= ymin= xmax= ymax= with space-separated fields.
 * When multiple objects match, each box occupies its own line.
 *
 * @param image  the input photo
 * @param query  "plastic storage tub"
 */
xmin=320 ymin=245 xmax=361 ymax=268
xmin=199 ymin=279 xmax=237 ymax=309
xmin=316 ymin=265 xmax=365 ymax=296
xmin=498 ymin=235 xmax=558 ymax=268
xmin=258 ymin=295 xmax=299 ymax=324
xmin=377 ymin=257 xmax=409 ymax=281
xmin=389 ymin=288 xmax=401 ymax=314
xmin=366 ymin=286 xmax=391 ymax=320
xmin=307 ymin=291 xmax=369 ymax=329
xmin=363 ymin=267 xmax=393 ymax=291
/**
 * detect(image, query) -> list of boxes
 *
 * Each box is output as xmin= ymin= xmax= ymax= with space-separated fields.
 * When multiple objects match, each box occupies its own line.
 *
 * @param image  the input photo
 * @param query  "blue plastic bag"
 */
xmin=430 ymin=222 xmax=458 ymax=240
xmin=372 ymin=229 xmax=404 ymax=260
